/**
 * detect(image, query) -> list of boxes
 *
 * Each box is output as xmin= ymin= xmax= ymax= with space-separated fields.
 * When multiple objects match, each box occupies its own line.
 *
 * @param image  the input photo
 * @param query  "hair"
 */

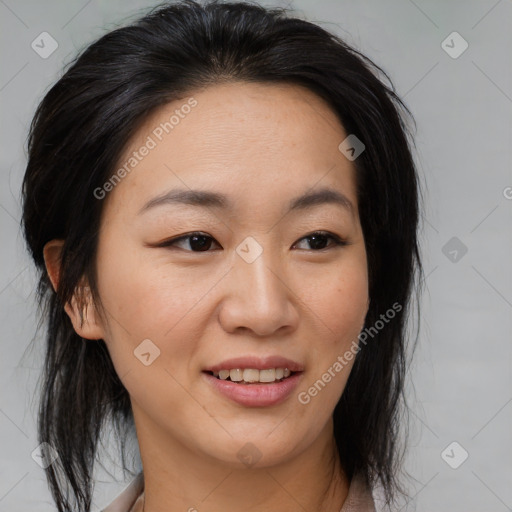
xmin=21 ymin=1 xmax=423 ymax=510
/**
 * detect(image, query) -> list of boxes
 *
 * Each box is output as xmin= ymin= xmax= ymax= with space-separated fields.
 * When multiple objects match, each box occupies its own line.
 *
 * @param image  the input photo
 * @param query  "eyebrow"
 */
xmin=138 ymin=186 xmax=354 ymax=217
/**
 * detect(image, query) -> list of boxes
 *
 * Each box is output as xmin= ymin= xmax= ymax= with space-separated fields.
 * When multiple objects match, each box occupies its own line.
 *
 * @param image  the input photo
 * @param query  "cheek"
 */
xmin=301 ymin=254 xmax=369 ymax=345
xmin=93 ymin=235 xmax=208 ymax=378
xmin=298 ymin=251 xmax=368 ymax=403
xmin=95 ymin=231 xmax=196 ymax=332
xmin=328 ymin=270 xmax=369 ymax=340
xmin=295 ymin=262 xmax=368 ymax=424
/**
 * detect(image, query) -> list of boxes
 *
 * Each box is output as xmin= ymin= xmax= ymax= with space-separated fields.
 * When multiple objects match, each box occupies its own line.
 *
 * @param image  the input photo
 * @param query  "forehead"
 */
xmin=102 ymin=81 xmax=357 ymax=217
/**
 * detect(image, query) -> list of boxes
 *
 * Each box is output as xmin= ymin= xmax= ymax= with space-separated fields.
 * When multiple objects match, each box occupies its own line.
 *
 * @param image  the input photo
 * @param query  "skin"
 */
xmin=44 ymin=82 xmax=370 ymax=512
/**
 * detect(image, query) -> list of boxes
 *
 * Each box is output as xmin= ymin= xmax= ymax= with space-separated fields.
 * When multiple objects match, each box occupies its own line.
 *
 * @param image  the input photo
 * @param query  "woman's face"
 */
xmin=91 ymin=82 xmax=369 ymax=468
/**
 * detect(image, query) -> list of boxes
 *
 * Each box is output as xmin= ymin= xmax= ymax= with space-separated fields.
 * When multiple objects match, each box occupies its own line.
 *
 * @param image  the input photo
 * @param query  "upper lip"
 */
xmin=204 ymin=356 xmax=304 ymax=373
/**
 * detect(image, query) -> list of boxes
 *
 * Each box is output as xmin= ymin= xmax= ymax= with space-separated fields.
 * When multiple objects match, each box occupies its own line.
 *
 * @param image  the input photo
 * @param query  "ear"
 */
xmin=43 ymin=239 xmax=105 ymax=340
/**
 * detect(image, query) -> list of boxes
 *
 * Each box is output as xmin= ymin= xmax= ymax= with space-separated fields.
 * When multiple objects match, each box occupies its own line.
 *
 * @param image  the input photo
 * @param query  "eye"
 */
xmin=157 ymin=230 xmax=347 ymax=253
xmin=292 ymin=231 xmax=348 ymax=251
xmin=158 ymin=232 xmax=221 ymax=252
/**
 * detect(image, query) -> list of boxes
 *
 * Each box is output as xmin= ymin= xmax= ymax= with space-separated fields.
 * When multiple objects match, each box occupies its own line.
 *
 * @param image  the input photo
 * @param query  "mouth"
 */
xmin=204 ymin=367 xmax=299 ymax=384
xmin=203 ymin=370 xmax=303 ymax=407
xmin=202 ymin=356 xmax=304 ymax=406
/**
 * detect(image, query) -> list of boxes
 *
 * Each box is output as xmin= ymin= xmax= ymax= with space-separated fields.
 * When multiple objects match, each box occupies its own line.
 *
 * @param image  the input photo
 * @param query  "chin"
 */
xmin=196 ymin=430 xmax=309 ymax=470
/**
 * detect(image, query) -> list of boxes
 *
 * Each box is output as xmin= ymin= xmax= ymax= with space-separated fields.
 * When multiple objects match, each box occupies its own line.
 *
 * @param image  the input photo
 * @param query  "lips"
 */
xmin=203 ymin=371 xmax=303 ymax=407
xmin=202 ymin=355 xmax=304 ymax=407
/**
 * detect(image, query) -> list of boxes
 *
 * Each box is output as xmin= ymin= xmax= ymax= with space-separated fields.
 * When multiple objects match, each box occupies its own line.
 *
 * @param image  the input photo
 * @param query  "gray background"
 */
xmin=1 ymin=0 xmax=511 ymax=510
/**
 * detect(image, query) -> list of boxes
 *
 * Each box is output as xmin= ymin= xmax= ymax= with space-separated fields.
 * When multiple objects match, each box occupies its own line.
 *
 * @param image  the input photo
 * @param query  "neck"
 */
xmin=134 ymin=412 xmax=349 ymax=512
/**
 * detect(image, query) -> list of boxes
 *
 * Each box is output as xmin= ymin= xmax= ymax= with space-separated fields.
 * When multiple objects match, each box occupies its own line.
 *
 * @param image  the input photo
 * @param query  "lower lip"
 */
xmin=203 ymin=372 xmax=303 ymax=407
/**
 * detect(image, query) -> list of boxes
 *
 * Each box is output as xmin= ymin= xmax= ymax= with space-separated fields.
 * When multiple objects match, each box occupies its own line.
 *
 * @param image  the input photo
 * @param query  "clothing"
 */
xmin=102 ymin=471 xmax=376 ymax=512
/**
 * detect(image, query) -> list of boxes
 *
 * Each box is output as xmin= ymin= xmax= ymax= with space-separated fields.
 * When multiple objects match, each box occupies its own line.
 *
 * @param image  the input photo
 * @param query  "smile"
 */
xmin=203 ymin=370 xmax=303 ymax=407
xmin=210 ymin=367 xmax=293 ymax=384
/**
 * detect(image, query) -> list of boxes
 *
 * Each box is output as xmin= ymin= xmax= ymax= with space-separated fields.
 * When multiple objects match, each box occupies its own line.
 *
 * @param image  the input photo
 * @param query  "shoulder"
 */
xmin=101 ymin=472 xmax=144 ymax=512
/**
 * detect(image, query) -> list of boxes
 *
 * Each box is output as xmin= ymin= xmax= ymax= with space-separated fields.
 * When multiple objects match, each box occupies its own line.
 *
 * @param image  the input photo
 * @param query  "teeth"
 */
xmin=259 ymin=369 xmax=275 ymax=383
xmin=243 ymin=368 xmax=260 ymax=382
xmin=212 ymin=368 xmax=293 ymax=383
xmin=230 ymin=369 xmax=243 ymax=382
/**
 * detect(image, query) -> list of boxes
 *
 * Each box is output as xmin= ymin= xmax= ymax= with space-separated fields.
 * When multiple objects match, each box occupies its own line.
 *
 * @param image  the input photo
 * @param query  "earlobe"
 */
xmin=63 ymin=290 xmax=105 ymax=340
xmin=43 ymin=239 xmax=105 ymax=340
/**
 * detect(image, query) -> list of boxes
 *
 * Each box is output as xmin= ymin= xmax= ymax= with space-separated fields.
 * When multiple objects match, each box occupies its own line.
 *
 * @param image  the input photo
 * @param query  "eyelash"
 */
xmin=157 ymin=231 xmax=348 ymax=252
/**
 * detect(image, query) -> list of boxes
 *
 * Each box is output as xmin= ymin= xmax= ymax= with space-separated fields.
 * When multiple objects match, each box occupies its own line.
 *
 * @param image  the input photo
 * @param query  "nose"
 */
xmin=218 ymin=245 xmax=300 ymax=337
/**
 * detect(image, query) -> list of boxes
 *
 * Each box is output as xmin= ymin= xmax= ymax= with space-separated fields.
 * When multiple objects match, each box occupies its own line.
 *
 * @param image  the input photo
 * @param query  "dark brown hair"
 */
xmin=22 ymin=1 xmax=423 ymax=510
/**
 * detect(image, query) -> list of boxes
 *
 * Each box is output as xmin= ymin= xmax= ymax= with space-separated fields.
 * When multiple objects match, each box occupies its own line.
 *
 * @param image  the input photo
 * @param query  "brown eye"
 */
xmin=160 ymin=232 xmax=221 ymax=252
xmin=158 ymin=230 xmax=347 ymax=253
xmin=293 ymin=231 xmax=347 ymax=251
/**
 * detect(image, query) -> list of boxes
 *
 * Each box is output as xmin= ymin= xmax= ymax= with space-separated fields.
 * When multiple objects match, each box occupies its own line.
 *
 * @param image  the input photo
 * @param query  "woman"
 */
xmin=21 ymin=1 xmax=423 ymax=511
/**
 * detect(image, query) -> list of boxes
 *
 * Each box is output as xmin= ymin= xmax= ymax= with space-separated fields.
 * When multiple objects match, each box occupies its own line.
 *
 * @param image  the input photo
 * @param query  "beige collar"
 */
xmin=103 ymin=471 xmax=376 ymax=512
